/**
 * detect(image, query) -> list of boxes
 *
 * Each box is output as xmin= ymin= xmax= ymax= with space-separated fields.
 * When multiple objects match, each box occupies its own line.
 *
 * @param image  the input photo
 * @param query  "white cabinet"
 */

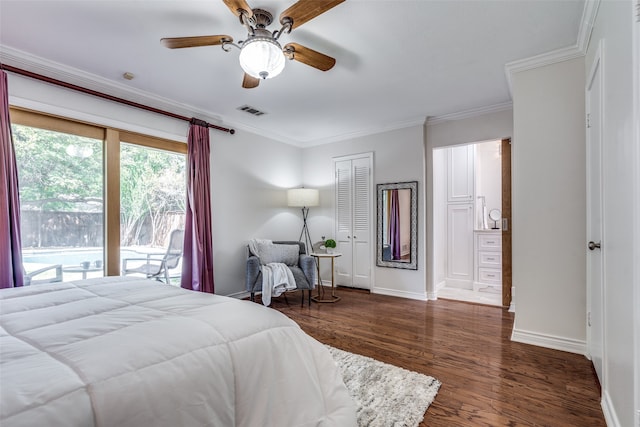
xmin=446 ymin=203 xmax=475 ymax=287
xmin=474 ymin=231 xmax=502 ymax=290
xmin=444 ymin=144 xmax=475 ymax=289
xmin=334 ymin=154 xmax=373 ymax=289
xmin=447 ymin=145 xmax=475 ymax=203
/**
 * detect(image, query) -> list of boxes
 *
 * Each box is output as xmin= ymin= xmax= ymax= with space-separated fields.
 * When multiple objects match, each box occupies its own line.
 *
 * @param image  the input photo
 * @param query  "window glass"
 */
xmin=119 ymin=143 xmax=186 ymax=285
xmin=13 ymin=124 xmax=105 ymax=283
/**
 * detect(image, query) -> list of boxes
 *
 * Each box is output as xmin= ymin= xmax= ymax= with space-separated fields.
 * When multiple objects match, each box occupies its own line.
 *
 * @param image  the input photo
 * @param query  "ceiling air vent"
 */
xmin=237 ymin=105 xmax=267 ymax=116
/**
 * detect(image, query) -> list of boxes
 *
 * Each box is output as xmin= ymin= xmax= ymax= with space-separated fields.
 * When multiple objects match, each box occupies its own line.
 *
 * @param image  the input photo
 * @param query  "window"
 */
xmin=13 ymin=123 xmax=105 ymax=283
xmin=11 ymin=108 xmax=186 ymax=285
xmin=120 ymin=143 xmax=186 ymax=284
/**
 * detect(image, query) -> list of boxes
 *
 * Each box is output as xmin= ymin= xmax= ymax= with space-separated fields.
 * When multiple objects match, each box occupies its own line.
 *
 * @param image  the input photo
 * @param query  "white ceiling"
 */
xmin=0 ymin=0 xmax=586 ymax=146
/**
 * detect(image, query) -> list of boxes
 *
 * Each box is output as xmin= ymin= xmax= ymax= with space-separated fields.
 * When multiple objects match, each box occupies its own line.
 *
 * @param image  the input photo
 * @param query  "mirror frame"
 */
xmin=376 ymin=181 xmax=418 ymax=270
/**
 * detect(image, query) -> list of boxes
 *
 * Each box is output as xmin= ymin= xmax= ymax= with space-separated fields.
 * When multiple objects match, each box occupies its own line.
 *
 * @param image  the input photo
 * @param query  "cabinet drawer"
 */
xmin=478 ymin=268 xmax=502 ymax=285
xmin=478 ymin=234 xmax=501 ymax=250
xmin=478 ymin=251 xmax=502 ymax=268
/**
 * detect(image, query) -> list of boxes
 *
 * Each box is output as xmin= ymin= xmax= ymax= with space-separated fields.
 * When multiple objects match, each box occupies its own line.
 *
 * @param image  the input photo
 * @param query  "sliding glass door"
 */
xmin=120 ymin=143 xmax=186 ymax=285
xmin=10 ymin=108 xmax=187 ymax=285
xmin=12 ymin=122 xmax=105 ymax=283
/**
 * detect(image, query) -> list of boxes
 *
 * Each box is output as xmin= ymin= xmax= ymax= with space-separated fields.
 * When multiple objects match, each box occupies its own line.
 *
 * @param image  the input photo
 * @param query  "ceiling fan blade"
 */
xmin=242 ymin=73 xmax=260 ymax=89
xmin=222 ymin=0 xmax=253 ymax=18
xmin=279 ymin=0 xmax=344 ymax=30
xmin=284 ymin=43 xmax=336 ymax=71
xmin=161 ymin=35 xmax=232 ymax=49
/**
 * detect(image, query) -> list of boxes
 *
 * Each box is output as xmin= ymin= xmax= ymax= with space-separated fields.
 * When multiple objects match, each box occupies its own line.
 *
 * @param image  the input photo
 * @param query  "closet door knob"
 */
xmin=588 ymin=241 xmax=601 ymax=251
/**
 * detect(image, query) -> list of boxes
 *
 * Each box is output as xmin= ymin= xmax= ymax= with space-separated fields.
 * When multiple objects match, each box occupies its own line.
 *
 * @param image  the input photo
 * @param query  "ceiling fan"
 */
xmin=161 ymin=0 xmax=344 ymax=88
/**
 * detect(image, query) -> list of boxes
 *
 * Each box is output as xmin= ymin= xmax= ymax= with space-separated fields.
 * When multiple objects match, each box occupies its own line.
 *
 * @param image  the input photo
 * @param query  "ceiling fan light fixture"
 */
xmin=239 ymin=36 xmax=285 ymax=79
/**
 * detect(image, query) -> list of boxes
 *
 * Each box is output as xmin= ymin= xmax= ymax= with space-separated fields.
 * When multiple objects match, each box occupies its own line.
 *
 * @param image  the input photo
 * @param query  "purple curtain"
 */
xmin=181 ymin=119 xmax=214 ymax=293
xmin=389 ymin=189 xmax=401 ymax=260
xmin=0 ymin=70 xmax=24 ymax=288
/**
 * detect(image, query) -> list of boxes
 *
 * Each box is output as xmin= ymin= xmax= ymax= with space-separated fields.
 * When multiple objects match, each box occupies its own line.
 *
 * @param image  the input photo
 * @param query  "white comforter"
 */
xmin=0 ymin=277 xmax=357 ymax=427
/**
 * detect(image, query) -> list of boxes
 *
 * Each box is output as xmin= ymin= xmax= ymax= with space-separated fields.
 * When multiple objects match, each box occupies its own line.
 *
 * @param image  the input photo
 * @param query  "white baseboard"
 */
xmin=427 ymin=281 xmax=446 ymax=300
xmin=511 ymin=328 xmax=587 ymax=355
xmin=601 ymin=389 xmax=622 ymax=427
xmin=372 ymin=286 xmax=427 ymax=301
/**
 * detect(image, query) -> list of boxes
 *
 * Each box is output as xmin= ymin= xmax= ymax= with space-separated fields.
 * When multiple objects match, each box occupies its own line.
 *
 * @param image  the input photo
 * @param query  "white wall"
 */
xmin=432 ymin=148 xmax=447 ymax=289
xmin=7 ymin=73 xmax=303 ymax=298
xmin=425 ymin=108 xmax=513 ymax=298
xmin=584 ymin=1 xmax=637 ymax=425
xmin=511 ymin=58 xmax=586 ymax=351
xmin=211 ymin=129 xmax=304 ymax=296
xmin=634 ymin=1 xmax=640 ymax=424
xmin=302 ymin=125 xmax=427 ymax=300
xmin=7 ymin=73 xmax=188 ymax=141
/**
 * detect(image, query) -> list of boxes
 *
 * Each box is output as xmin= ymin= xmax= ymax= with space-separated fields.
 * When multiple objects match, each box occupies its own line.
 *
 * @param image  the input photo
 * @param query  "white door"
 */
xmin=586 ymin=46 xmax=604 ymax=385
xmin=335 ymin=159 xmax=353 ymax=284
xmin=351 ymin=157 xmax=371 ymax=288
xmin=334 ymin=155 xmax=372 ymax=289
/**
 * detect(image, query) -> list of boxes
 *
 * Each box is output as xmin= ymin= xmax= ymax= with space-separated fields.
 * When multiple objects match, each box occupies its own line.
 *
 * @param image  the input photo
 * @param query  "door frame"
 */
xmin=432 ymin=139 xmax=513 ymax=307
xmin=632 ymin=3 xmax=640 ymax=422
xmin=585 ymin=40 xmax=605 ymax=383
xmin=501 ymin=138 xmax=513 ymax=308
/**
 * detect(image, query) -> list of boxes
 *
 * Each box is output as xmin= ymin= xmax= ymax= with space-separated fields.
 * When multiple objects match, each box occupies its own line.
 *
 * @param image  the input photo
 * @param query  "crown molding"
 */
xmin=426 ymin=101 xmax=513 ymax=126
xmin=575 ymin=0 xmax=600 ymax=53
xmin=504 ymin=0 xmax=601 ymax=96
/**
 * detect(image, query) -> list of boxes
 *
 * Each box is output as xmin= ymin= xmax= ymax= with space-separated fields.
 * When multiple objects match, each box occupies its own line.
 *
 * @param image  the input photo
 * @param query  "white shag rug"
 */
xmin=328 ymin=345 xmax=441 ymax=427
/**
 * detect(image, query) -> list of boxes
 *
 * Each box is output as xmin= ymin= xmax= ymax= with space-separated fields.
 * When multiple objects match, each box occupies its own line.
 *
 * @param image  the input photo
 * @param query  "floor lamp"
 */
xmin=287 ymin=188 xmax=319 ymax=255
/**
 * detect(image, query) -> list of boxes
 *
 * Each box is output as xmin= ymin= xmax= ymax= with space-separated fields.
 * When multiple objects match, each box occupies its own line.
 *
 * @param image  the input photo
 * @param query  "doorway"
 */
xmin=433 ymin=139 xmax=512 ymax=307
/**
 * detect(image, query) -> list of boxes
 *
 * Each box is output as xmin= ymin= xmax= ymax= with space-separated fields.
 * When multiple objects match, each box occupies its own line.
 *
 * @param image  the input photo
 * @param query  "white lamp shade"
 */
xmin=287 ymin=188 xmax=319 ymax=207
xmin=239 ymin=37 xmax=285 ymax=79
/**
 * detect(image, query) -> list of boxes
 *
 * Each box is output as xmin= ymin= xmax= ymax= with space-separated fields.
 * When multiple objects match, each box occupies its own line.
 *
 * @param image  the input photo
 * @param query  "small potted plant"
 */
xmin=324 ymin=238 xmax=337 ymax=254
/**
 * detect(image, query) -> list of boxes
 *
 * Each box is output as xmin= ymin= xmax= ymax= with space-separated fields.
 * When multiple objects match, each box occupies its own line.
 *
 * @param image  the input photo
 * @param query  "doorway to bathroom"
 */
xmin=433 ymin=139 xmax=512 ymax=307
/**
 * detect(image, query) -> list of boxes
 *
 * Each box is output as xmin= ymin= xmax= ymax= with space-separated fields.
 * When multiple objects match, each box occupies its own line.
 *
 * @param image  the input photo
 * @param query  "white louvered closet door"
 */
xmin=334 ymin=155 xmax=372 ymax=289
xmin=335 ymin=159 xmax=353 ymax=285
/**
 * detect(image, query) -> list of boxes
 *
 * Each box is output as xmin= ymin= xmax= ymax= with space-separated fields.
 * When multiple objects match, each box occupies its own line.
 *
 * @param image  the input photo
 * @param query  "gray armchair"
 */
xmin=246 ymin=241 xmax=316 ymax=306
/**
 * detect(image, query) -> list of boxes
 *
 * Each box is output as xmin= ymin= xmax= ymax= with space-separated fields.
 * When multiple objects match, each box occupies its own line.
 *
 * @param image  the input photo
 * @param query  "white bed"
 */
xmin=0 ymin=276 xmax=356 ymax=427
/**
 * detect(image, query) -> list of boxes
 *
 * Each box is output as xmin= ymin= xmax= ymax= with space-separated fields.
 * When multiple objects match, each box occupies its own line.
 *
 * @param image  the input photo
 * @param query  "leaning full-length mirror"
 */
xmin=376 ymin=181 xmax=417 ymax=269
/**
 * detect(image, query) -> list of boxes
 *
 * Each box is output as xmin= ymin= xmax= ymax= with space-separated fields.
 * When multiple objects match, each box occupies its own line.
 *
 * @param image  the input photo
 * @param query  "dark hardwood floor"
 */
xmin=261 ymin=287 xmax=606 ymax=427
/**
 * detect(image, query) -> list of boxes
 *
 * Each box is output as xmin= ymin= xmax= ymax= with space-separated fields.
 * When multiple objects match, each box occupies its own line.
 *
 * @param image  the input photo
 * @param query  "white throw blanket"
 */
xmin=249 ymin=239 xmax=296 ymax=306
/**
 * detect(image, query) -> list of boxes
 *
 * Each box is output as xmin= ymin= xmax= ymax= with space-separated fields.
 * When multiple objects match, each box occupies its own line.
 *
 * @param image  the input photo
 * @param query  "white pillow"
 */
xmin=257 ymin=243 xmax=299 ymax=266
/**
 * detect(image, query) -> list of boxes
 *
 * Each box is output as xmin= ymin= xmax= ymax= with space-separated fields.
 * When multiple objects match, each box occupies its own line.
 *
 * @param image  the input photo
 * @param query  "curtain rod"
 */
xmin=1 ymin=64 xmax=234 ymax=135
